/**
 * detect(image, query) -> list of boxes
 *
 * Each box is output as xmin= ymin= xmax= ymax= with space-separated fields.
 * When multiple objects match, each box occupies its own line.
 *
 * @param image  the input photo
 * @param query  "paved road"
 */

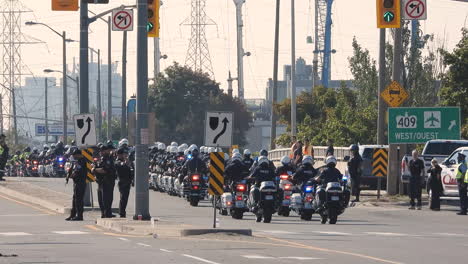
xmin=2 ymin=177 xmax=467 ymax=263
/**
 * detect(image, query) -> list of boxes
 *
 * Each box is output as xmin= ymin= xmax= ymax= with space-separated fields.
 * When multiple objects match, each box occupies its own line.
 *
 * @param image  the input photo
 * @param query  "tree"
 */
xmin=148 ymin=63 xmax=252 ymax=146
xmin=439 ymin=28 xmax=468 ymax=138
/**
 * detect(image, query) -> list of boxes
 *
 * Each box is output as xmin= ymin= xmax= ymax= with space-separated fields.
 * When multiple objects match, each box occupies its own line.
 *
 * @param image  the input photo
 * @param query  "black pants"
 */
xmin=70 ymin=181 xmax=86 ymax=218
xmin=429 ymin=191 xmax=441 ymax=210
xmin=103 ymin=180 xmax=115 ymax=217
xmin=409 ymin=177 xmax=422 ymax=207
xmin=458 ymin=183 xmax=467 ymax=213
xmin=351 ymin=176 xmax=361 ymax=200
xmin=118 ymin=182 xmax=131 ymax=217
xmin=97 ymin=182 xmax=105 ymax=216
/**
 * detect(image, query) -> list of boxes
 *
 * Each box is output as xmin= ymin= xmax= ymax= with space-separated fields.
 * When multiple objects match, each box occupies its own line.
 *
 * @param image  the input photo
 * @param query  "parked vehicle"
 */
xmin=439 ymin=147 xmax=468 ymax=197
xmin=359 ymin=145 xmax=389 ymax=190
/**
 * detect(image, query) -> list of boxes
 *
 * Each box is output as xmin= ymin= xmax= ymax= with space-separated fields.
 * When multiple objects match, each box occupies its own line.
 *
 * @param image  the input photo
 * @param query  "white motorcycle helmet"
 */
xmin=190 ymin=144 xmax=198 ymax=150
xmin=180 ymin=143 xmax=188 ymax=148
xmin=232 ymin=148 xmax=240 ymax=154
xmin=280 ymin=155 xmax=291 ymax=166
xmin=224 ymin=153 xmax=230 ymax=161
xmin=166 ymin=146 xmax=171 ymax=152
xmin=119 ymin=138 xmax=129 ymax=147
xmin=302 ymin=155 xmax=314 ymax=166
xmin=184 ymin=149 xmax=190 ymax=156
xmin=232 ymin=152 xmax=242 ymax=159
xmin=159 ymin=143 xmax=166 ymax=150
xmin=208 ymin=147 xmax=216 ymax=153
xmin=200 ymin=146 xmax=206 ymax=153
xmin=170 ymin=142 xmax=178 ymax=147
xmin=325 ymin=156 xmax=337 ymax=166
xmin=170 ymin=146 xmax=178 ymax=153
xmin=244 ymin=149 xmax=251 ymax=156
xmin=177 ymin=146 xmax=185 ymax=153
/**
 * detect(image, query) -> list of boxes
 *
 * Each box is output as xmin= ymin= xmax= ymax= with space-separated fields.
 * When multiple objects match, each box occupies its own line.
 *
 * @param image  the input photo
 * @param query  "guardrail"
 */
xmin=269 ymin=146 xmax=351 ymax=162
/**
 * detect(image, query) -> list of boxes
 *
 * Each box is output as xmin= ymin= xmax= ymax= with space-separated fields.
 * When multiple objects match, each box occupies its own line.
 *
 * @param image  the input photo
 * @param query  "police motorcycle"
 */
xmin=149 ymin=144 xmax=160 ymax=190
xmin=172 ymin=146 xmax=187 ymax=197
xmin=220 ymin=154 xmax=249 ymax=219
xmin=312 ymin=156 xmax=350 ymax=224
xmin=290 ymin=180 xmax=316 ymax=221
xmin=247 ymin=156 xmax=278 ymax=223
xmin=153 ymin=143 xmax=167 ymax=192
xmin=163 ymin=146 xmax=179 ymax=195
xmin=53 ymin=154 xmax=67 ymax=177
xmin=275 ymin=156 xmax=294 ymax=217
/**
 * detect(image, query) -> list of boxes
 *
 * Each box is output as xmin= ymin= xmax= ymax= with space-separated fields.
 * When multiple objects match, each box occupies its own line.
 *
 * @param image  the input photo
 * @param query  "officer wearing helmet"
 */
xmin=224 ymin=153 xmax=247 ymax=188
xmin=65 ymin=148 xmax=87 ymax=221
xmin=250 ymin=149 xmax=275 ymax=172
xmin=183 ymin=147 xmax=207 ymax=176
xmin=92 ymin=142 xmax=117 ymax=218
xmin=292 ymin=155 xmax=316 ymax=185
xmin=29 ymin=147 xmax=40 ymax=160
xmin=55 ymin=141 xmax=65 ymax=156
xmin=115 ymin=147 xmax=134 ymax=218
xmin=348 ymin=144 xmax=363 ymax=202
xmin=275 ymin=156 xmax=295 ymax=178
xmin=247 ymin=156 xmax=275 ymax=216
xmin=242 ymin=149 xmax=254 ymax=170
xmin=316 ymin=156 xmax=343 ymax=206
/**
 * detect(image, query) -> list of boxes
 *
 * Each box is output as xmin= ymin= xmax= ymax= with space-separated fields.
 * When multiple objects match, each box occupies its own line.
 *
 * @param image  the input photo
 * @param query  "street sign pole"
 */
xmin=133 ymin=0 xmax=151 ymax=221
xmin=377 ymin=28 xmax=386 ymax=145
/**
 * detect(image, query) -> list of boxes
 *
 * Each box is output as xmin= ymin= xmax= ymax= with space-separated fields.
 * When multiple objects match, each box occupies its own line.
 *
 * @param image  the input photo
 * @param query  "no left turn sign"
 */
xmin=112 ymin=9 xmax=134 ymax=31
xmin=403 ymin=0 xmax=427 ymax=20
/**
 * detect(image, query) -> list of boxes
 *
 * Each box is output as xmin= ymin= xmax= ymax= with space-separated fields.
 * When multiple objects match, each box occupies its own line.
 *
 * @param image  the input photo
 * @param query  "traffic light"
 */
xmin=147 ymin=0 xmax=160 ymax=38
xmin=376 ymin=0 xmax=401 ymax=28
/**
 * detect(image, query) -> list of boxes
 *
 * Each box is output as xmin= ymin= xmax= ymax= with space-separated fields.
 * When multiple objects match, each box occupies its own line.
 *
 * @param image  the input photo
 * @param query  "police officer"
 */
xmin=0 ymin=134 xmax=8 ymax=181
xmin=65 ymin=149 xmax=87 ymax=221
xmin=408 ymin=150 xmax=425 ymax=210
xmin=224 ymin=153 xmax=246 ymax=189
xmin=456 ymin=153 xmax=467 ymax=215
xmin=248 ymin=156 xmax=276 ymax=218
xmin=293 ymin=155 xmax=317 ymax=186
xmin=115 ymin=147 xmax=133 ymax=218
xmin=348 ymin=144 xmax=363 ymax=202
xmin=93 ymin=143 xmax=117 ymax=218
xmin=317 ymin=156 xmax=343 ymax=206
xmin=242 ymin=149 xmax=254 ymax=170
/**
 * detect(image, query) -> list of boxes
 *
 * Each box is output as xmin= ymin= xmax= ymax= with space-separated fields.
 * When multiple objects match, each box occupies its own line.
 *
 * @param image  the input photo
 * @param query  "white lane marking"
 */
xmin=0 ymin=232 xmax=32 ymax=236
xmin=137 ymin=243 xmax=151 ymax=247
xmin=435 ymin=233 xmax=466 ymax=237
xmin=279 ymin=257 xmax=323 ymax=260
xmin=0 ymin=214 xmax=49 ymax=217
xmin=118 ymin=237 xmax=130 ymax=241
xmin=258 ymin=230 xmax=299 ymax=235
xmin=242 ymin=255 xmax=275 ymax=259
xmin=53 ymin=231 xmax=88 ymax=235
xmin=182 ymin=254 xmax=221 ymax=264
xmin=314 ymin=231 xmax=351 ymax=236
xmin=366 ymin=232 xmax=406 ymax=236
xmin=160 ymin=249 xmax=173 ymax=253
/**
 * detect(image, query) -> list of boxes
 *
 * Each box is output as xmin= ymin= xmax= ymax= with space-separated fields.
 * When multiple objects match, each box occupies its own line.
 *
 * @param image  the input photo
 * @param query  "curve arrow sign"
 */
xmin=213 ymin=118 xmax=229 ymax=144
xmin=82 ymin=117 xmax=92 ymax=144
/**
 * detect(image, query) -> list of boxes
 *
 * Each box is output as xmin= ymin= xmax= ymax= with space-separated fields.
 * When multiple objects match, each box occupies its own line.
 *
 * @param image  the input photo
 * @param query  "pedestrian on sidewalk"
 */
xmin=66 ymin=149 xmax=87 ymax=221
xmin=326 ymin=139 xmax=334 ymax=156
xmin=408 ymin=150 xmax=425 ymax=210
xmin=0 ymin=134 xmax=8 ymax=181
xmin=348 ymin=144 xmax=363 ymax=202
xmin=456 ymin=153 xmax=467 ymax=215
xmin=427 ymin=158 xmax=443 ymax=211
xmin=293 ymin=140 xmax=303 ymax=167
xmin=115 ymin=147 xmax=133 ymax=218
xmin=302 ymin=138 xmax=314 ymax=158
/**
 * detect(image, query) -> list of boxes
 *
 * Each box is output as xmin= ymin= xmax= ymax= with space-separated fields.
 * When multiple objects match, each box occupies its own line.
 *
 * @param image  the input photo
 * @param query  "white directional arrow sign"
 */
xmin=204 ymin=111 xmax=233 ymax=148
xmin=403 ymin=0 xmax=427 ymax=20
xmin=112 ymin=9 xmax=134 ymax=31
xmin=73 ymin=114 xmax=97 ymax=148
xmin=449 ymin=120 xmax=457 ymax=131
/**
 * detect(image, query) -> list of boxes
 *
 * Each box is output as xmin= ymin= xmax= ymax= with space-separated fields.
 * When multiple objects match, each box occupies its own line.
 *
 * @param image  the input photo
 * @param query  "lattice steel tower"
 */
xmin=0 ymin=0 xmax=34 ymax=142
xmin=182 ymin=0 xmax=216 ymax=77
xmin=312 ymin=0 xmax=334 ymax=88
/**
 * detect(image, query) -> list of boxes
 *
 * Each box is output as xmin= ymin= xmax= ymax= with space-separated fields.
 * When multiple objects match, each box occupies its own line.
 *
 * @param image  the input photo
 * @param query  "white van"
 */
xmin=439 ymin=147 xmax=468 ymax=197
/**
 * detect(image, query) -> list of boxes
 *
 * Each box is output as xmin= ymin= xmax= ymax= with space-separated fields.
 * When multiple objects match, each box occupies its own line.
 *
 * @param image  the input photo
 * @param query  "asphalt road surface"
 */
xmin=1 ymin=178 xmax=467 ymax=263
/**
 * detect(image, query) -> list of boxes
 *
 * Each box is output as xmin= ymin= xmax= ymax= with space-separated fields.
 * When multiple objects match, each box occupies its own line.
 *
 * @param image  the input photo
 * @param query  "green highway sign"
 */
xmin=388 ymin=107 xmax=461 ymax=144
xmin=384 ymin=11 xmax=395 ymax=22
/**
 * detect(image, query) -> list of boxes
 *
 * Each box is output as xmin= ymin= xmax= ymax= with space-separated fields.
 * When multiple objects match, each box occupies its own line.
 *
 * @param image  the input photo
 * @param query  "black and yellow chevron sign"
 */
xmin=372 ymin=148 xmax=388 ymax=177
xmin=81 ymin=148 xmax=96 ymax=183
xmin=209 ymin=152 xmax=225 ymax=196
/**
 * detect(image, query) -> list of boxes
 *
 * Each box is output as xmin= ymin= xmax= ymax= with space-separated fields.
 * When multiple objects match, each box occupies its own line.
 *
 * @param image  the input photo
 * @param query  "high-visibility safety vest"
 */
xmin=0 ymin=146 xmax=4 ymax=155
xmin=456 ymin=161 xmax=467 ymax=181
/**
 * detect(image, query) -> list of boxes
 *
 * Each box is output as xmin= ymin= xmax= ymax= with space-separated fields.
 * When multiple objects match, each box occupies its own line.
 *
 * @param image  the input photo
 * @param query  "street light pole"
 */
xmin=121 ymin=31 xmax=127 ymax=138
xmin=45 ymin=78 xmax=48 ymax=144
xmin=62 ymin=31 xmax=68 ymax=142
xmin=290 ymin=0 xmax=297 ymax=137
xmin=107 ymin=16 xmax=112 ymax=141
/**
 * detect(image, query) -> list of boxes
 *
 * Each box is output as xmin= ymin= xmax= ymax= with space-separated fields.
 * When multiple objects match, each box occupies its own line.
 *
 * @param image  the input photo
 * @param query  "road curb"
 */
xmin=180 ymin=229 xmax=252 ymax=236
xmin=0 ymin=184 xmax=69 ymax=214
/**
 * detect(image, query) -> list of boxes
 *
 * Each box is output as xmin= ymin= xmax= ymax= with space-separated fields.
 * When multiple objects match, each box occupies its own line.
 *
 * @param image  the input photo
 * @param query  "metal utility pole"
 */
xmin=234 ymin=0 xmax=245 ymax=100
xmin=270 ymin=0 xmax=280 ymax=150
xmin=290 ymin=0 xmax=297 ymax=137
xmin=227 ymin=71 xmax=236 ymax=98
xmin=134 ymin=0 xmax=151 ymax=220
xmin=154 ymin=38 xmax=160 ymax=79
xmin=121 ymin=31 xmax=127 ymax=138
xmin=80 ymin=0 xmax=89 ymax=114
xmin=377 ymin=28 xmax=386 ymax=145
xmin=107 ymin=16 xmax=112 ymax=141
xmin=44 ymin=78 xmax=49 ymax=144
xmin=90 ymin=48 xmax=102 ymax=141
xmin=388 ymin=27 xmax=403 ymax=195
xmin=62 ymin=31 xmax=68 ymax=142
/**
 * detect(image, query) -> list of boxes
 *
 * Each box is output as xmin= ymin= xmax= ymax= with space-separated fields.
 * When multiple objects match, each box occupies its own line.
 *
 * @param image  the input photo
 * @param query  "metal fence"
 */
xmin=269 ymin=146 xmax=351 ymax=162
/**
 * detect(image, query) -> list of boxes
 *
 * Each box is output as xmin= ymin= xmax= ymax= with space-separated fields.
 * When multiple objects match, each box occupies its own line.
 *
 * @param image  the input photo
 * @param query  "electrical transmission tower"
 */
xmin=0 ymin=0 xmax=38 ymax=143
xmin=181 ymin=0 xmax=216 ymax=77
xmin=312 ymin=0 xmax=334 ymax=88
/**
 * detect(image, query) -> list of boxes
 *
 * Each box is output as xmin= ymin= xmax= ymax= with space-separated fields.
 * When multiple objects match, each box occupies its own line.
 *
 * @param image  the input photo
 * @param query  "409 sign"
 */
xmin=388 ymin=107 xmax=461 ymax=144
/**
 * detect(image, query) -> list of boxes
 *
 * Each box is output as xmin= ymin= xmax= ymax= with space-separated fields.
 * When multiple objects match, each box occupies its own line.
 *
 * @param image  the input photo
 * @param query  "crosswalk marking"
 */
xmin=242 ymin=255 xmax=275 ymax=259
xmin=314 ymin=231 xmax=351 ymax=236
xmin=53 ymin=231 xmax=88 ymax=235
xmin=0 ymin=232 xmax=32 ymax=236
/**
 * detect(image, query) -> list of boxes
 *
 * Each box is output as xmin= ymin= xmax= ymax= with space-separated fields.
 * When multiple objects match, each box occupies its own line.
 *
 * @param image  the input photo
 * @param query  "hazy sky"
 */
xmin=15 ymin=0 xmax=468 ymax=99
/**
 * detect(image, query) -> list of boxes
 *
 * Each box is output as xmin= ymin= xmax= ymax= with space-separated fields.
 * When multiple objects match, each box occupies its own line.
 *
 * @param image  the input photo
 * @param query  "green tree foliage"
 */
xmin=439 ymin=28 xmax=468 ymax=138
xmin=148 ymin=63 xmax=252 ymax=145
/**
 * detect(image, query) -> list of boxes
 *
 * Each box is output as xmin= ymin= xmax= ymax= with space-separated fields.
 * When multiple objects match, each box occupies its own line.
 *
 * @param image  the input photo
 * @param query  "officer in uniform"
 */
xmin=115 ymin=147 xmax=133 ymax=218
xmin=65 ymin=149 xmax=87 ymax=221
xmin=456 ymin=153 xmax=467 ymax=215
xmin=0 ymin=134 xmax=8 ymax=181
xmin=93 ymin=143 xmax=116 ymax=218
xmin=348 ymin=144 xmax=363 ymax=202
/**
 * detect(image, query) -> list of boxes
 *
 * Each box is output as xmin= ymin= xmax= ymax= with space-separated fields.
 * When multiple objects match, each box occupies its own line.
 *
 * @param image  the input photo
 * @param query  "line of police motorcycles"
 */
xmin=149 ymin=142 xmax=351 ymax=224
xmin=8 ymin=146 xmax=68 ymax=178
